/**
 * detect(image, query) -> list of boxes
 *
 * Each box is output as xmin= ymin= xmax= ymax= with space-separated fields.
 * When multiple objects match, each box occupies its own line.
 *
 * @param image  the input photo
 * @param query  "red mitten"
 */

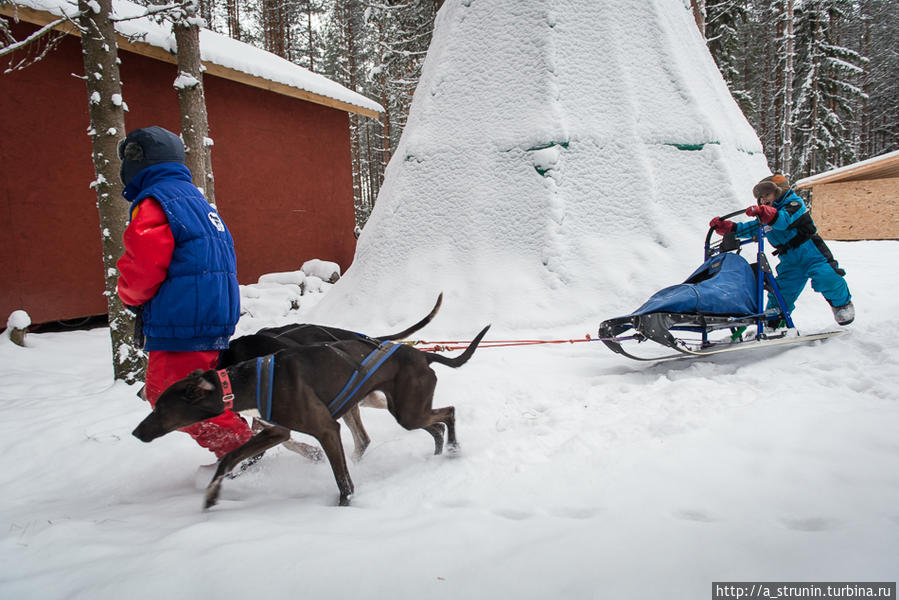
xmin=746 ymin=204 xmax=778 ymax=225
xmin=709 ymin=216 xmax=735 ymax=235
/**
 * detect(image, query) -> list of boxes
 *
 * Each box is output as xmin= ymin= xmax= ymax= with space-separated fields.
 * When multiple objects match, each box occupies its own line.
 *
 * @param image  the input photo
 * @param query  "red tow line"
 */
xmin=406 ymin=334 xmax=599 ymax=352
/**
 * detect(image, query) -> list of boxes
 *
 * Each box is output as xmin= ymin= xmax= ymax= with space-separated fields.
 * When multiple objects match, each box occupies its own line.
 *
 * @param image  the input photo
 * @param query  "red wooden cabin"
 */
xmin=0 ymin=2 xmax=380 ymax=324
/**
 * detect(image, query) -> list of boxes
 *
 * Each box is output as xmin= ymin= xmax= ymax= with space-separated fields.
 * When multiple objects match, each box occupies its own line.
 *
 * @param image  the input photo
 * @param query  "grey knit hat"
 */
xmin=118 ymin=126 xmax=186 ymax=186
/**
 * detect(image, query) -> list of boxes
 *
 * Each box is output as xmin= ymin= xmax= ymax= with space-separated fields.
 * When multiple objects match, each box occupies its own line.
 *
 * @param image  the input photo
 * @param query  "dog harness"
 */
xmin=214 ymin=356 xmax=275 ymax=419
xmin=255 ymin=354 xmax=276 ymax=421
xmin=216 ymin=369 xmax=235 ymax=410
xmin=328 ymin=341 xmax=401 ymax=417
xmin=216 ymin=343 xmax=400 ymax=424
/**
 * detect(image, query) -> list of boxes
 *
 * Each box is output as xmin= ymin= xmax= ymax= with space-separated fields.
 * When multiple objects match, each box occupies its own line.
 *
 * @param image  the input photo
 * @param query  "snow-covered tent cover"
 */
xmin=0 ymin=0 xmax=381 ymax=324
xmin=309 ymin=0 xmax=771 ymax=336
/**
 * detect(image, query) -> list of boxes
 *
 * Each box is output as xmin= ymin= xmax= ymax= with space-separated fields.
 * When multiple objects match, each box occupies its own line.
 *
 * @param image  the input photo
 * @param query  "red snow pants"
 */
xmin=144 ymin=350 xmax=253 ymax=458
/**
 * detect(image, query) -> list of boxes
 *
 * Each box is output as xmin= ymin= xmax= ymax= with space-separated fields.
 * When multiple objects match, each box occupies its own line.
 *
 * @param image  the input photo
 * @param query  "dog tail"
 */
xmin=426 ymin=325 xmax=491 ymax=368
xmin=376 ymin=293 xmax=444 ymax=342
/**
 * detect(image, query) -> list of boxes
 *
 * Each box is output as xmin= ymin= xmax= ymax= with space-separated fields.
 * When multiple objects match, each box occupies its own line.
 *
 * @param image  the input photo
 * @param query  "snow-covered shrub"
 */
xmin=236 ymin=259 xmax=338 ymax=332
xmin=301 ymin=259 xmax=340 ymax=283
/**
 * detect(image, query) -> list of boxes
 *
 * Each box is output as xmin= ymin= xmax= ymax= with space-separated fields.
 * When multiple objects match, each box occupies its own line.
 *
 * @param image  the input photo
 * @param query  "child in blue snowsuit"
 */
xmin=709 ymin=174 xmax=854 ymax=326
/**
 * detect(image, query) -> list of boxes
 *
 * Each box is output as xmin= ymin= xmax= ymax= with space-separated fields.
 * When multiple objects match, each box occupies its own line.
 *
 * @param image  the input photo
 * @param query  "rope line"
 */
xmin=405 ymin=334 xmax=636 ymax=352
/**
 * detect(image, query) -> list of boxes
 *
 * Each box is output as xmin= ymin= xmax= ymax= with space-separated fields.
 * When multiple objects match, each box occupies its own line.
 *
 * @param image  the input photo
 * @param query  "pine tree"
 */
xmin=354 ymin=0 xmax=439 ymax=225
xmin=733 ymin=0 xmax=786 ymax=172
xmin=260 ymin=0 xmax=293 ymax=58
xmin=706 ymin=0 xmax=752 ymax=116
xmin=319 ymin=0 xmax=372 ymax=222
xmin=294 ymin=0 xmax=326 ymax=71
xmin=854 ymin=0 xmax=898 ymax=156
xmin=791 ymin=0 xmax=866 ymax=177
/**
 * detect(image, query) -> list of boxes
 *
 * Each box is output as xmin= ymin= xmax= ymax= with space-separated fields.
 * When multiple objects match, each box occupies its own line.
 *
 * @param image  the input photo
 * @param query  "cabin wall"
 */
xmin=810 ymin=178 xmax=899 ymax=240
xmin=0 ymin=21 xmax=357 ymax=324
xmin=0 ymin=26 xmax=103 ymax=325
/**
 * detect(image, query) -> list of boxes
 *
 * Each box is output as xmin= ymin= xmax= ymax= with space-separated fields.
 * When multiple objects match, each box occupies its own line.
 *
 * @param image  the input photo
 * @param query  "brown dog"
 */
xmin=133 ymin=325 xmax=490 ymax=509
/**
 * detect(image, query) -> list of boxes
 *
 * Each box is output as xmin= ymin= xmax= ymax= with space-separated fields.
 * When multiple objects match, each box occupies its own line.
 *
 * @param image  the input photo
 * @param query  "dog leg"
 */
xmin=440 ymin=406 xmax=458 ymax=453
xmin=205 ymin=425 xmax=291 ymax=510
xmin=255 ymin=416 xmax=324 ymax=462
xmin=423 ymin=423 xmax=445 ymax=455
xmin=360 ymin=390 xmax=388 ymax=410
xmin=422 ymin=407 xmax=457 ymax=454
xmin=391 ymin=393 xmax=458 ymax=456
xmin=312 ymin=420 xmax=354 ymax=506
xmin=278 ymin=413 xmax=366 ymax=463
xmin=343 ymin=405 xmax=371 ymax=462
xmin=281 ymin=439 xmax=325 ymax=462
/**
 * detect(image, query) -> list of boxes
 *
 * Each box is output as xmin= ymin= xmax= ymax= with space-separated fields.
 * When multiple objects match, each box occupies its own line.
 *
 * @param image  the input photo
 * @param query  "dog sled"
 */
xmin=598 ymin=209 xmax=847 ymax=361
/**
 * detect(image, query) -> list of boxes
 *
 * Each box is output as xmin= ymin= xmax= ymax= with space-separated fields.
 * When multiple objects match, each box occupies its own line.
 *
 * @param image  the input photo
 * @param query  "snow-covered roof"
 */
xmin=4 ymin=0 xmax=382 ymax=118
xmin=795 ymin=150 xmax=899 ymax=189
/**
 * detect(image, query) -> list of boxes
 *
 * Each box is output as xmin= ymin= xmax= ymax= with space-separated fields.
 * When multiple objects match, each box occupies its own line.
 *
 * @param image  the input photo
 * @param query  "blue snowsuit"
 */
xmin=734 ymin=190 xmax=851 ymax=314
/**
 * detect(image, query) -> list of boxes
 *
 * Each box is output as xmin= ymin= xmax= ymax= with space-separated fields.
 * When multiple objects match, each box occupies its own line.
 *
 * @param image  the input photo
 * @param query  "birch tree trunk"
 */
xmin=690 ymin=0 xmax=706 ymax=36
xmin=782 ymin=0 xmax=795 ymax=177
xmin=77 ymin=0 xmax=144 ymax=383
xmin=226 ymin=0 xmax=240 ymax=41
xmin=173 ymin=13 xmax=215 ymax=204
xmin=340 ymin=0 xmax=363 ymax=212
xmin=306 ymin=7 xmax=315 ymax=71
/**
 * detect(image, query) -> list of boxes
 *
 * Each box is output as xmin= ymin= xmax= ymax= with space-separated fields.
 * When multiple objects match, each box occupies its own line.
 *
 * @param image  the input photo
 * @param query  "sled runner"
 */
xmin=598 ymin=209 xmax=847 ymax=361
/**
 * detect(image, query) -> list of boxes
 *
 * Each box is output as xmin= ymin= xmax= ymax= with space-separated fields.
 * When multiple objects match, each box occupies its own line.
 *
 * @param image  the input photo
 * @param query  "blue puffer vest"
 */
xmin=124 ymin=162 xmax=240 ymax=351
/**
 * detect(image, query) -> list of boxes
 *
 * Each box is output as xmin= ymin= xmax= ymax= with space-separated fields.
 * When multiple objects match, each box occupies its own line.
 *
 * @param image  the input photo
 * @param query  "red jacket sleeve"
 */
xmin=116 ymin=198 xmax=175 ymax=307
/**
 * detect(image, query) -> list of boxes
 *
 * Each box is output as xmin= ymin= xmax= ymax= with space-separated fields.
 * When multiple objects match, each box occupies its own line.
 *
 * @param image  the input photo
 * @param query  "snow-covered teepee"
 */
xmin=311 ymin=0 xmax=770 ymax=335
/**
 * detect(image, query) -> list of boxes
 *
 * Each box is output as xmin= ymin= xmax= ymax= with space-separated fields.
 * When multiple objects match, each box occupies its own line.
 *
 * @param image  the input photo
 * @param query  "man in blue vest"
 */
xmin=116 ymin=126 xmax=254 ymax=457
xmin=710 ymin=173 xmax=854 ymax=326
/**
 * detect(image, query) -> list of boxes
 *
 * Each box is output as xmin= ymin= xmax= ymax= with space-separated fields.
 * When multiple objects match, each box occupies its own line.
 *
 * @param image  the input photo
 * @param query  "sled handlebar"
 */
xmin=704 ymin=209 xmax=754 ymax=259
xmin=719 ymin=208 xmax=748 ymax=221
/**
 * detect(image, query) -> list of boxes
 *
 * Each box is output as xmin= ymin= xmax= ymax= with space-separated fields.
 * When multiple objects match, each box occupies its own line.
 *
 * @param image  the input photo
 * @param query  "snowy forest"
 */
xmin=2 ymin=0 xmax=897 ymax=222
xmin=114 ymin=0 xmax=897 ymax=227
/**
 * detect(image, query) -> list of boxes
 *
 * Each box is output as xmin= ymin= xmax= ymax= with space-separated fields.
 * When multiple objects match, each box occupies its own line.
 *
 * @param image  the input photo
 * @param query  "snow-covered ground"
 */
xmin=3 ymin=0 xmax=895 ymax=597
xmin=1 ymin=240 xmax=897 ymax=599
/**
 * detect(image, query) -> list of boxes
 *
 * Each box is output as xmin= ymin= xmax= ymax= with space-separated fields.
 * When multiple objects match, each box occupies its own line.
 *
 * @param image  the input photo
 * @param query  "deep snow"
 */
xmin=2 ymin=0 xmax=896 ymax=597
xmin=1 ymin=240 xmax=897 ymax=599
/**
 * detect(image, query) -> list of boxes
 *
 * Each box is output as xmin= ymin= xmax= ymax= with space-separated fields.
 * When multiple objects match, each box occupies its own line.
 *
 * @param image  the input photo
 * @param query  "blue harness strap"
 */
xmin=255 ymin=354 xmax=276 ymax=422
xmin=328 ymin=342 xmax=400 ymax=417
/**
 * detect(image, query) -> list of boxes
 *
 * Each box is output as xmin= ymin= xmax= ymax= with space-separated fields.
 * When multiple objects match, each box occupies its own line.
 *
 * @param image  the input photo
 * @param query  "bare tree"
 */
xmin=781 ymin=0 xmax=794 ymax=177
xmin=0 ymin=3 xmax=70 ymax=71
xmin=172 ymin=2 xmax=216 ymax=202
xmin=77 ymin=0 xmax=144 ymax=382
xmin=296 ymin=0 xmax=325 ymax=71
xmin=261 ymin=0 xmax=289 ymax=57
xmin=225 ymin=0 xmax=240 ymax=40
xmin=690 ymin=0 xmax=706 ymax=35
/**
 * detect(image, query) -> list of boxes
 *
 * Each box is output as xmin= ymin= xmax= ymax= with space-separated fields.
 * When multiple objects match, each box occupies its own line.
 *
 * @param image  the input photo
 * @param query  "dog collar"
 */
xmin=216 ymin=369 xmax=235 ymax=410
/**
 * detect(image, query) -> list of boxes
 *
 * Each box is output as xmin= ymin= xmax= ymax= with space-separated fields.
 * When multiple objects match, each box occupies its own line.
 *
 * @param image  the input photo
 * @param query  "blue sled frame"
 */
xmin=598 ymin=210 xmax=799 ymax=360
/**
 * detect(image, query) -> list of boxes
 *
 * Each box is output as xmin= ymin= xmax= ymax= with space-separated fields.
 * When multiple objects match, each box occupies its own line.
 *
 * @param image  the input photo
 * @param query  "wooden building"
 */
xmin=795 ymin=150 xmax=899 ymax=241
xmin=0 ymin=1 xmax=381 ymax=324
